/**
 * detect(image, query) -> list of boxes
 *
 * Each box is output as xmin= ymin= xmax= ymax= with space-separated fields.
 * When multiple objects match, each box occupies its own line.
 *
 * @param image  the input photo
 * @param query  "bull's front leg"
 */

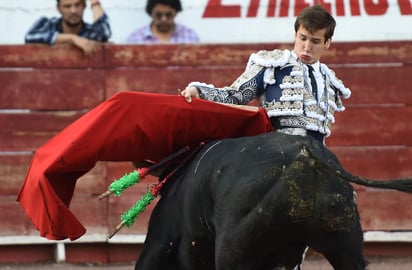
xmin=134 ymin=198 xmax=181 ymax=270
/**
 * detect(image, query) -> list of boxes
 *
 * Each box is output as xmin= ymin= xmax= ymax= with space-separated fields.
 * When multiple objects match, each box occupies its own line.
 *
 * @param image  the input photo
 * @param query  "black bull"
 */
xmin=134 ymin=132 xmax=412 ymax=270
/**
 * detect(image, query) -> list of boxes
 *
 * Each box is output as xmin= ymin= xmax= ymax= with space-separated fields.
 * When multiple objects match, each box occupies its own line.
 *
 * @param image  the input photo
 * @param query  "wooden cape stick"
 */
xmin=218 ymin=102 xmax=259 ymax=112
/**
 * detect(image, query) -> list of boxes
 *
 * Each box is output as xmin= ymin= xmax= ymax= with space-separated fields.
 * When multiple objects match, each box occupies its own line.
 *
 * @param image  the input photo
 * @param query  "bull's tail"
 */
xmin=305 ymin=143 xmax=412 ymax=194
xmin=335 ymin=169 xmax=412 ymax=194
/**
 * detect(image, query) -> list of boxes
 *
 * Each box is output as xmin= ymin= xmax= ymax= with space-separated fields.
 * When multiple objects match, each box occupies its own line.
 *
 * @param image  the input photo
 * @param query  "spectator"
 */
xmin=127 ymin=0 xmax=199 ymax=44
xmin=25 ymin=0 xmax=111 ymax=56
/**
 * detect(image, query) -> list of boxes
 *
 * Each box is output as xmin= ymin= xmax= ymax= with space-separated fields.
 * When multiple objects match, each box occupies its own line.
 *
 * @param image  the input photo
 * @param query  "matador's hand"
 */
xmin=180 ymin=86 xmax=199 ymax=103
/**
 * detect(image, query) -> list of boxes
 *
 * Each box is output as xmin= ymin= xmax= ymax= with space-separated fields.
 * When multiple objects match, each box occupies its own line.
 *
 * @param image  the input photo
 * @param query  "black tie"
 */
xmin=307 ymin=65 xmax=318 ymax=100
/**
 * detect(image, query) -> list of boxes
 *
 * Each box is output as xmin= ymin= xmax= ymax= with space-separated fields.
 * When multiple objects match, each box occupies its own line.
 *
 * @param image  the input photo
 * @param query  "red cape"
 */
xmin=17 ymin=91 xmax=272 ymax=240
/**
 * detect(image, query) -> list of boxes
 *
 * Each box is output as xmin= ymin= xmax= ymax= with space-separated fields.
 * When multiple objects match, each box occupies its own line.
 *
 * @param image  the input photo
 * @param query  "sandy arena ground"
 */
xmin=1 ymin=257 xmax=412 ymax=269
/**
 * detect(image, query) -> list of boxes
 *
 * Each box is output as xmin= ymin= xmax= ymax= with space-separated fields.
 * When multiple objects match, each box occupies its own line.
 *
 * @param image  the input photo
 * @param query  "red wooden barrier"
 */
xmin=1 ymin=42 xmax=412 ymax=263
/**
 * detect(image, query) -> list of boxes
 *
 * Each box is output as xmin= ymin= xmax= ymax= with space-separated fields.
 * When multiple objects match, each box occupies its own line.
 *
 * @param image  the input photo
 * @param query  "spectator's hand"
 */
xmin=72 ymin=35 xmax=98 ymax=56
xmin=89 ymin=0 xmax=105 ymax=22
xmin=180 ymin=86 xmax=199 ymax=103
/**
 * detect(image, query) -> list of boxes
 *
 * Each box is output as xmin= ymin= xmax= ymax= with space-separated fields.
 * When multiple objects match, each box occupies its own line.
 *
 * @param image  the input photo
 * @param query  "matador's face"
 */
xmin=294 ymin=26 xmax=331 ymax=65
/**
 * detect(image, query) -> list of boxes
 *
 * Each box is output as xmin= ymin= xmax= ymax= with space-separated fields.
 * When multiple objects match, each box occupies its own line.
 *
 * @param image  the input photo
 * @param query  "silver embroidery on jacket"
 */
xmin=188 ymin=49 xmax=351 ymax=137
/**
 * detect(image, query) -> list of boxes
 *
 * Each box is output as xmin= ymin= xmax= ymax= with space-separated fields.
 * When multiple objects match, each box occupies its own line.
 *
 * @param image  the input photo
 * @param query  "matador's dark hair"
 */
xmin=294 ymin=5 xmax=336 ymax=42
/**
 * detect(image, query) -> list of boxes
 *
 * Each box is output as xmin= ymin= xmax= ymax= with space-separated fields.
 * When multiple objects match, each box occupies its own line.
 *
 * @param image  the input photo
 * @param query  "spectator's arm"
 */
xmin=90 ymin=0 xmax=105 ymax=22
xmin=54 ymin=33 xmax=78 ymax=44
xmin=90 ymin=13 xmax=112 ymax=42
xmin=55 ymin=34 xmax=98 ymax=56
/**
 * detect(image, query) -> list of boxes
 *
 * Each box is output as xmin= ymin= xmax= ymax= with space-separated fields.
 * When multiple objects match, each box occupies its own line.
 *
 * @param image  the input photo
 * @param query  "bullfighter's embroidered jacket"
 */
xmin=188 ymin=49 xmax=351 ymax=137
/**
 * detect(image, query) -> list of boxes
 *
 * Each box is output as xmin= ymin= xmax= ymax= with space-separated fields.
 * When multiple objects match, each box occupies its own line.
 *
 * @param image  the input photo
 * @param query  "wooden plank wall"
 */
xmin=1 ymin=42 xmax=412 ymax=262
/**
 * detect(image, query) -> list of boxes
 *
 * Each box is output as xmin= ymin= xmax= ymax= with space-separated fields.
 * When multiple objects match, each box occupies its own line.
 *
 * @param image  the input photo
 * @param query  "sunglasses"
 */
xmin=153 ymin=11 xmax=175 ymax=20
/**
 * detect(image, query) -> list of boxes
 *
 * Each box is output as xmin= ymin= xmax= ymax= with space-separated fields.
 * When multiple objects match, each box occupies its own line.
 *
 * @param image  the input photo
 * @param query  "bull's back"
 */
xmin=181 ymin=132 xmax=361 ymax=262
